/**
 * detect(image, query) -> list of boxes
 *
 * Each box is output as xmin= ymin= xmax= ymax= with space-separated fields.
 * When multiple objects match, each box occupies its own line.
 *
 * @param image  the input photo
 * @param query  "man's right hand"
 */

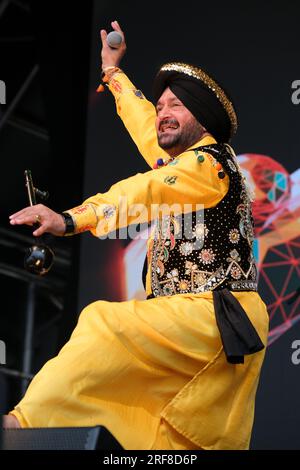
xmin=9 ymin=204 xmax=66 ymax=237
xmin=100 ymin=20 xmax=126 ymax=70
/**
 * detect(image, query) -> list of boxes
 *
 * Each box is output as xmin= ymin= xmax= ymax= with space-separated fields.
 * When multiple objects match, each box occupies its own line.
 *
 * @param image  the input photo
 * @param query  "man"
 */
xmin=4 ymin=22 xmax=269 ymax=450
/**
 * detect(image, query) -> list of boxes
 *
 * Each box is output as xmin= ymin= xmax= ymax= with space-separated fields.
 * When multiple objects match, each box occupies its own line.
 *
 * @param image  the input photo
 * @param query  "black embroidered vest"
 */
xmin=148 ymin=143 xmax=257 ymax=297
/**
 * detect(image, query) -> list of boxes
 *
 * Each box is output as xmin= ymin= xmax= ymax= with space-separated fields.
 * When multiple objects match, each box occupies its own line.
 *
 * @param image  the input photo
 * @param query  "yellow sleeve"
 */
xmin=65 ymin=151 xmax=229 ymax=238
xmin=107 ymin=71 xmax=169 ymax=169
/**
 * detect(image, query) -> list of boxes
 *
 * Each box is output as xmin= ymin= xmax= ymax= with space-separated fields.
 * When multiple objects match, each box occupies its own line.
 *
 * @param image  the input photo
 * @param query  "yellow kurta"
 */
xmin=10 ymin=72 xmax=269 ymax=450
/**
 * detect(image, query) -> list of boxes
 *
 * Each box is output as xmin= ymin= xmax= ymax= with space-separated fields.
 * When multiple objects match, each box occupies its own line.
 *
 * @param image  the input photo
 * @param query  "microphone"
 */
xmin=96 ymin=31 xmax=123 ymax=93
xmin=106 ymin=31 xmax=122 ymax=49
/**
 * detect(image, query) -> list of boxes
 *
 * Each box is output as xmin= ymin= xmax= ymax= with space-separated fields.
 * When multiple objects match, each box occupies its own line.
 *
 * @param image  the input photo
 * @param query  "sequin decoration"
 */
xmin=149 ymin=143 xmax=258 ymax=297
xmin=227 ymin=159 xmax=237 ymax=172
xmin=230 ymin=266 xmax=242 ymax=279
xmin=228 ymin=249 xmax=241 ymax=262
xmin=180 ymin=242 xmax=194 ymax=256
xmin=194 ymin=272 xmax=207 ymax=286
xmin=133 ymin=89 xmax=144 ymax=99
xmin=193 ymin=223 xmax=209 ymax=241
xmin=179 ymin=280 xmax=190 ymax=293
xmin=236 ymin=190 xmax=255 ymax=244
xmin=229 ymin=228 xmax=240 ymax=244
xmin=156 ymin=259 xmax=165 ymax=277
xmin=199 ymin=248 xmax=215 ymax=265
xmin=162 ymin=283 xmax=174 ymax=296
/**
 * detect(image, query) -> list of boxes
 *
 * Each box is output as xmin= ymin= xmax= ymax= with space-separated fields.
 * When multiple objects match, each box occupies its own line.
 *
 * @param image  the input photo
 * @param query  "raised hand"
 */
xmin=100 ymin=20 xmax=126 ymax=71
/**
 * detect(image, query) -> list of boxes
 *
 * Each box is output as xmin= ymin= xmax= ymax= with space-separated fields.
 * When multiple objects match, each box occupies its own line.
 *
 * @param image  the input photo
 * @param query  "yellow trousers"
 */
xmin=11 ymin=291 xmax=269 ymax=450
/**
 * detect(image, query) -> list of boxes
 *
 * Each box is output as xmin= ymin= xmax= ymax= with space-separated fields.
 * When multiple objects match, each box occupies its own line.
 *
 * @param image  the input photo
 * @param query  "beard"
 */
xmin=157 ymin=118 xmax=205 ymax=155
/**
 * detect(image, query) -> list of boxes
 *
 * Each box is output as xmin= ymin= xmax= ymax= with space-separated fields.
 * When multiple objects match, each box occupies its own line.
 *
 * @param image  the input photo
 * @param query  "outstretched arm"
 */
xmin=9 ymin=150 xmax=229 ymax=239
xmin=9 ymin=205 xmax=66 ymax=237
xmin=67 ymin=150 xmax=229 ymax=238
xmin=100 ymin=21 xmax=168 ymax=168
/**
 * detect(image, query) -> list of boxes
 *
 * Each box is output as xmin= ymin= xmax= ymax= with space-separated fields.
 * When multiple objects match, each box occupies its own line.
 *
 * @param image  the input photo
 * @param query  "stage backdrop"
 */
xmin=77 ymin=0 xmax=300 ymax=449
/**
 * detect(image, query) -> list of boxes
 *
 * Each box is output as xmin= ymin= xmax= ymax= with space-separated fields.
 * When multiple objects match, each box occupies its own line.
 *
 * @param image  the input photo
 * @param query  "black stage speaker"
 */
xmin=1 ymin=425 xmax=123 ymax=450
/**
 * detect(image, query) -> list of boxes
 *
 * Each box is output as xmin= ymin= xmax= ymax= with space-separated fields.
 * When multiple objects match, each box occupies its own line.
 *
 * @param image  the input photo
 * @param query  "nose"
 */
xmin=157 ymin=104 xmax=172 ymax=122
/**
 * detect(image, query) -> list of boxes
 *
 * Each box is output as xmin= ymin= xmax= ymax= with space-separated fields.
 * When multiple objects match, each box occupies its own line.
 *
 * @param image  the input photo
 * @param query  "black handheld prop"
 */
xmin=23 ymin=170 xmax=54 ymax=275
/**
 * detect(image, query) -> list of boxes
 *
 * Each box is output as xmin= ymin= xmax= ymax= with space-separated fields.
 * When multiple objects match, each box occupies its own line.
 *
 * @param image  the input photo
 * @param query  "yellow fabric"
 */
xmin=10 ymin=71 xmax=269 ymax=450
xmin=66 ymin=73 xmax=229 ymax=241
xmin=11 ymin=291 xmax=268 ymax=450
xmin=108 ymin=71 xmax=169 ymax=168
xmin=66 ymin=134 xmax=228 ymax=237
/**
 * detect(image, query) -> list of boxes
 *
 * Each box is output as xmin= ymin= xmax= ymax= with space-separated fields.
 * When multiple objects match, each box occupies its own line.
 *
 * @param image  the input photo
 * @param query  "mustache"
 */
xmin=159 ymin=119 xmax=179 ymax=131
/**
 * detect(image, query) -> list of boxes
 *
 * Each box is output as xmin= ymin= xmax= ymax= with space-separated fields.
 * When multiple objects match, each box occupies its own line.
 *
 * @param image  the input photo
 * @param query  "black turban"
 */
xmin=152 ymin=62 xmax=238 ymax=143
